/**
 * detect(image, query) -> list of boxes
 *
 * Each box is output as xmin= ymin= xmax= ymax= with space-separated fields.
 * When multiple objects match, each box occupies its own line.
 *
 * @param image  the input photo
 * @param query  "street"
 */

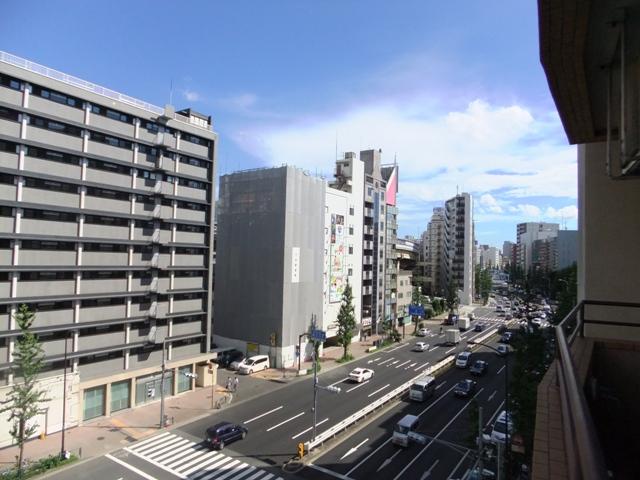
xmin=45 ymin=306 xmax=511 ymax=480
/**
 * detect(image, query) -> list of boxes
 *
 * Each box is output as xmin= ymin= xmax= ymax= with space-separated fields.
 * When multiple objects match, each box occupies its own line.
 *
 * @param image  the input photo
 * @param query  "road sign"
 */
xmin=409 ymin=304 xmax=425 ymax=317
xmin=310 ymin=329 xmax=326 ymax=342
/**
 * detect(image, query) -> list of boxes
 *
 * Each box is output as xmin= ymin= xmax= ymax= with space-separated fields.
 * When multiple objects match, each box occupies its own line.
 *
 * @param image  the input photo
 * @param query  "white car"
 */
xmin=349 ymin=367 xmax=374 ymax=383
xmin=413 ymin=342 xmax=429 ymax=352
xmin=456 ymin=351 xmax=472 ymax=368
xmin=417 ymin=328 xmax=429 ymax=337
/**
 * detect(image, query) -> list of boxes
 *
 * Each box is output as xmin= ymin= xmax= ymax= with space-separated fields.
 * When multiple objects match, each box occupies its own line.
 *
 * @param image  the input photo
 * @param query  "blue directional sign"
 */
xmin=310 ymin=329 xmax=327 ymax=342
xmin=408 ymin=304 xmax=425 ymax=317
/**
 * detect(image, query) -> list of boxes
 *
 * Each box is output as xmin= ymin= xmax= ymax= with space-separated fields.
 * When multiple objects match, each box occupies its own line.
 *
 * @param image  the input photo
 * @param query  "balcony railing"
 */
xmin=553 ymin=300 xmax=640 ymax=480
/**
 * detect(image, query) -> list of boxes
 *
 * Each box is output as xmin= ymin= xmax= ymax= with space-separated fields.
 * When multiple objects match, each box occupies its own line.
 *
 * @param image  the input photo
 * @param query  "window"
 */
xmin=178 ymin=366 xmax=193 ymax=393
xmin=26 ymin=146 xmax=82 ymax=165
xmin=82 ymin=271 xmax=127 ymax=280
xmin=29 ymin=115 xmax=83 ymax=137
xmin=89 ymin=131 xmax=132 ymax=149
xmin=181 ymin=133 xmax=209 ymax=146
xmin=0 ymin=140 xmax=18 ymax=153
xmin=32 ymin=300 xmax=73 ymax=312
xmin=91 ymin=104 xmax=132 ymax=124
xmin=349 ymin=207 xmax=354 ymax=216
xmin=32 ymin=85 xmax=82 ymax=109
xmin=22 ymin=208 xmax=76 ymax=222
xmin=0 ymin=73 xmax=21 ymax=91
xmin=83 ymin=243 xmax=128 ymax=252
xmin=22 ymin=240 xmax=75 ymax=251
xmin=24 ymin=177 xmax=78 ymax=194
xmin=83 ymin=386 xmax=105 ymax=421
xmin=85 ymin=186 xmax=129 ymax=201
xmin=349 ymin=226 xmax=354 ymax=235
xmin=348 ymin=268 xmax=353 ymax=276
xmin=0 ymin=106 xmax=19 ymax=121
xmin=179 ymin=155 xmax=208 ymax=168
xmin=110 ymin=380 xmax=130 ymax=413
xmin=87 ymin=159 xmax=131 ymax=175
xmin=176 ymin=223 xmax=205 ymax=233
xmin=142 ymin=121 xmax=159 ymax=133
xmin=138 ymin=144 xmax=158 ymax=156
xmin=177 ymin=201 xmax=206 ymax=211
xmin=81 ymin=297 xmax=125 ymax=308
xmin=21 ymin=271 xmax=75 ymax=281
xmin=348 ymin=246 xmax=353 ymax=254
xmin=0 ymin=173 xmax=14 ymax=185
xmin=84 ymin=215 xmax=129 ymax=227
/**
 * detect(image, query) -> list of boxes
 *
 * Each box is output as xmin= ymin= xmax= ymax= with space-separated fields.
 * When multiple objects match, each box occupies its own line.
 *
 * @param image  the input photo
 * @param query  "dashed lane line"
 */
xmin=367 ymin=384 xmax=390 ymax=398
xmin=106 ymin=454 xmax=158 ymax=480
xmin=346 ymin=381 xmax=369 ymax=393
xmin=292 ymin=418 xmax=328 ymax=439
xmin=244 ymin=406 xmax=283 ymax=424
xmin=266 ymin=411 xmax=305 ymax=432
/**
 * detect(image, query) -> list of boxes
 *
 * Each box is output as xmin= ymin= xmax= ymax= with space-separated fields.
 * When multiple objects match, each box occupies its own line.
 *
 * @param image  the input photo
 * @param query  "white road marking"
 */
xmin=488 ymin=390 xmax=497 ymax=402
xmin=388 ymin=360 xmax=399 ymax=366
xmin=340 ymin=437 xmax=369 ymax=460
xmin=244 ymin=405 xmax=283 ymax=424
xmin=291 ymin=418 xmax=328 ymax=439
xmin=146 ymin=438 xmax=190 ymax=459
xmin=346 ymin=381 xmax=369 ymax=393
xmin=377 ymin=449 xmax=402 ymax=472
xmin=408 ymin=362 xmax=417 ymax=368
xmin=125 ymin=446 xmax=192 ymax=478
xmin=266 ymin=411 xmax=305 ymax=432
xmin=197 ymin=458 xmax=241 ymax=480
xmin=308 ymin=463 xmax=353 ymax=480
xmin=106 ymin=454 xmax=158 ymax=480
xmin=497 ymin=365 xmax=505 ymax=375
xmin=368 ymin=357 xmax=382 ymax=364
xmin=414 ymin=361 xmax=430 ymax=372
xmin=395 ymin=360 xmax=411 ymax=369
xmin=485 ymin=400 xmax=506 ymax=427
xmin=392 ymin=387 xmax=485 ymax=480
xmin=165 ymin=445 xmax=207 ymax=469
xmin=138 ymin=435 xmax=183 ymax=456
xmin=435 ymin=381 xmax=447 ymax=390
xmin=180 ymin=452 xmax=227 ymax=476
xmin=330 ymin=377 xmax=349 ymax=387
xmin=429 ymin=346 xmax=439 ymax=352
xmin=378 ymin=357 xmax=394 ymax=366
xmin=420 ymin=459 xmax=440 ymax=479
xmin=130 ymin=431 xmax=171 ymax=449
xmin=367 ymin=384 xmax=390 ymax=397
xmin=228 ymin=465 xmax=257 ymax=480
xmin=132 ymin=434 xmax=177 ymax=454
xmin=213 ymin=462 xmax=251 ymax=480
xmin=158 ymin=442 xmax=202 ymax=464
xmin=347 ymin=384 xmax=458 ymax=476
xmin=445 ymin=450 xmax=470 ymax=480
xmin=444 ymin=347 xmax=456 ymax=354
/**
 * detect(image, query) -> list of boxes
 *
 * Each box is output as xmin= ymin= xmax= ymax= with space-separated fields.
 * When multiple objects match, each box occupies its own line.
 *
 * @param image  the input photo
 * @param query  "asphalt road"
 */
xmin=46 ymin=305 xmax=512 ymax=480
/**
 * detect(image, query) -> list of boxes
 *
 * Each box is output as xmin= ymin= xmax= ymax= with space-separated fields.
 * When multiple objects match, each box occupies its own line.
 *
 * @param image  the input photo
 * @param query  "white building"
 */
xmin=444 ymin=193 xmax=474 ymax=305
xmin=324 ymin=153 xmax=365 ymax=339
xmin=516 ymin=222 xmax=559 ymax=273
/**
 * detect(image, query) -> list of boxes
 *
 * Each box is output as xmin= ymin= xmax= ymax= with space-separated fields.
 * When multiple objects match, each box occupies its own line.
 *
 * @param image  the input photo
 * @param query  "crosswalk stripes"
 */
xmin=124 ymin=432 xmax=283 ymax=480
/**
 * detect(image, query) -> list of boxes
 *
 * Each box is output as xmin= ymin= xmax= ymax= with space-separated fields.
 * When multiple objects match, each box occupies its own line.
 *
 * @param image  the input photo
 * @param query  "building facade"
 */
xmin=422 ymin=207 xmax=445 ymax=296
xmin=213 ymin=166 xmax=325 ymax=368
xmin=325 ymin=153 xmax=364 ymax=341
xmin=516 ymin=222 xmax=559 ymax=273
xmin=0 ymin=52 xmax=217 ymax=444
xmin=443 ymin=193 xmax=474 ymax=305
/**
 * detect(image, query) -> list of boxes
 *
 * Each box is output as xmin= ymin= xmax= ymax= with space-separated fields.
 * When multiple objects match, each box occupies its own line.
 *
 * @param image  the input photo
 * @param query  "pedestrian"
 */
xmin=226 ymin=376 xmax=232 ymax=391
xmin=440 ymin=326 xmax=443 ymax=335
xmin=233 ymin=376 xmax=239 ymax=392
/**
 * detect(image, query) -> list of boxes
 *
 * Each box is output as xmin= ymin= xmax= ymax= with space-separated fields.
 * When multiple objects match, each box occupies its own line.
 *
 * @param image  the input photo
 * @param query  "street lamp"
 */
xmin=60 ymin=331 xmax=72 ymax=459
xmin=311 ymin=345 xmax=341 ymax=441
xmin=467 ymin=339 xmax=510 ymax=475
xmin=158 ymin=337 xmax=168 ymax=429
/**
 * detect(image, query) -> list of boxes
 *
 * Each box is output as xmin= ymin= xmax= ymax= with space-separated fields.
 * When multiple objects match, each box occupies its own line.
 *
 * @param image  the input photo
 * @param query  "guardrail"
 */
xmin=554 ymin=300 xmax=640 ymax=480
xmin=305 ymin=327 xmax=498 ymax=452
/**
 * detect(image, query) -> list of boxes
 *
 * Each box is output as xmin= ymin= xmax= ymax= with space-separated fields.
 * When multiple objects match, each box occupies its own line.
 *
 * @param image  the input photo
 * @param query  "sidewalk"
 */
xmin=0 ymin=336 xmax=385 ymax=469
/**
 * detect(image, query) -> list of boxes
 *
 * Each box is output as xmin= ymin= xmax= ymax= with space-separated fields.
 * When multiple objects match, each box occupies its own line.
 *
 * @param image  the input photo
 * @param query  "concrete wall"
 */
xmin=578 ymin=143 xmax=640 ymax=341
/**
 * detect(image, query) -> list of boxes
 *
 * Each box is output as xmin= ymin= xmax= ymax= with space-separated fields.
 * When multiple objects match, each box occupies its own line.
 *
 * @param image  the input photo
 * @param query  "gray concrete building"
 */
xmin=213 ymin=166 xmax=324 ymax=368
xmin=0 ymin=52 xmax=216 ymax=443
xmin=443 ymin=193 xmax=474 ymax=305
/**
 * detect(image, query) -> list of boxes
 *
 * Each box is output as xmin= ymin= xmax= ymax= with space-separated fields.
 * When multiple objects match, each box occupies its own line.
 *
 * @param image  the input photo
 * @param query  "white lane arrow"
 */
xmin=377 ymin=450 xmax=401 ymax=472
xmin=420 ymin=459 xmax=440 ymax=480
xmin=340 ymin=437 xmax=369 ymax=460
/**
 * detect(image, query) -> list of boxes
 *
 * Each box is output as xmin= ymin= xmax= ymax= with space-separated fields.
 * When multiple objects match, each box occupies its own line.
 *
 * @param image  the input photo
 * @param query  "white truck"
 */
xmin=458 ymin=317 xmax=471 ymax=331
xmin=445 ymin=329 xmax=461 ymax=346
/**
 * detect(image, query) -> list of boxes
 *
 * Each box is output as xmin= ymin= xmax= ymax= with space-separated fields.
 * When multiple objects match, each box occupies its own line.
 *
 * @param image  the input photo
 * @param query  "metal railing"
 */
xmin=553 ymin=299 xmax=640 ymax=479
xmin=0 ymin=50 xmax=212 ymax=132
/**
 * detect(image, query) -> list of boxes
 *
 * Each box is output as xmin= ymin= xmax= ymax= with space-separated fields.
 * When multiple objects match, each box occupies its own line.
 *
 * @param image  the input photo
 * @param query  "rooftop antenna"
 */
xmin=456 ymin=184 xmax=459 ymax=195
xmin=169 ymin=79 xmax=174 ymax=106
xmin=335 ymin=131 xmax=338 ymax=160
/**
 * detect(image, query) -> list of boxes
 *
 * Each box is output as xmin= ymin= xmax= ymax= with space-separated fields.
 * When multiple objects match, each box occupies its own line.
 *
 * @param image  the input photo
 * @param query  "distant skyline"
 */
xmin=1 ymin=0 xmax=577 ymax=247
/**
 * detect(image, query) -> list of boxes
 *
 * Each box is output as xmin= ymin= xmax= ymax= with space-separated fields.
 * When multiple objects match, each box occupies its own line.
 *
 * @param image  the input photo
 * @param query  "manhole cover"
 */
xmin=97 ymin=436 xmax=105 ymax=441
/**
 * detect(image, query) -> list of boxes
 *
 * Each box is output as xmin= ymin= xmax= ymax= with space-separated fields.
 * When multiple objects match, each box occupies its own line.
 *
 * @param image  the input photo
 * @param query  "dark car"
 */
xmin=215 ymin=349 xmax=244 ymax=368
xmin=454 ymin=379 xmax=477 ymax=397
xmin=499 ymin=332 xmax=513 ymax=343
xmin=205 ymin=422 xmax=247 ymax=450
xmin=474 ymin=323 xmax=485 ymax=332
xmin=470 ymin=360 xmax=489 ymax=376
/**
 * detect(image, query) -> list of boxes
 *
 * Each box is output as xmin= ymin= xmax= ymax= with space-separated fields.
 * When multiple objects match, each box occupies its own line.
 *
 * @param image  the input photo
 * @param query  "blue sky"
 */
xmin=1 ymin=0 xmax=577 ymax=248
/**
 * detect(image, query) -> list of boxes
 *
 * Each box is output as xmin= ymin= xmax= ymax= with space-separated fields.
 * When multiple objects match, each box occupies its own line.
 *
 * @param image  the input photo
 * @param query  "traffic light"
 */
xmin=297 ymin=442 xmax=305 ymax=459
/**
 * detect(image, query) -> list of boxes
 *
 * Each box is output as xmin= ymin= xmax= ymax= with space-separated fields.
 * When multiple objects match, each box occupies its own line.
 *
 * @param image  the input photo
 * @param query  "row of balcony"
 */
xmin=0 ymin=249 xmax=208 ymax=267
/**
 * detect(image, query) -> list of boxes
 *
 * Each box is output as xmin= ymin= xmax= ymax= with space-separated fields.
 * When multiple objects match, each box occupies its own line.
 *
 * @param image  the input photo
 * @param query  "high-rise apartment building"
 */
xmin=422 ymin=207 xmax=446 ymax=296
xmin=214 ymin=166 xmax=324 ymax=368
xmin=502 ymin=240 xmax=516 ymax=267
xmin=0 ymin=52 xmax=216 ymax=443
xmin=443 ymin=193 xmax=474 ymax=305
xmin=381 ymin=164 xmax=399 ymax=331
xmin=516 ymin=222 xmax=559 ymax=273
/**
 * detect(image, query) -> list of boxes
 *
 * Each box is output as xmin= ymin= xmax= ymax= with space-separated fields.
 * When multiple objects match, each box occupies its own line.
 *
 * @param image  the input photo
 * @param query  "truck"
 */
xmin=458 ymin=317 xmax=471 ymax=331
xmin=445 ymin=329 xmax=461 ymax=346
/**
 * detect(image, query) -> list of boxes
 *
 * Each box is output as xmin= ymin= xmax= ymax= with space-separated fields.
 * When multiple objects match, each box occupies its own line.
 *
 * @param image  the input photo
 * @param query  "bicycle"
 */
xmin=215 ymin=392 xmax=232 ymax=409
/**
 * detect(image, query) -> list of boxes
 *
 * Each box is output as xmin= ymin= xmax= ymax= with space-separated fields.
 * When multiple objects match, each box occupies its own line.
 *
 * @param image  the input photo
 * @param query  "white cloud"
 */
xmin=479 ymin=193 xmax=503 ymax=213
xmin=510 ymin=204 xmax=542 ymax=218
xmin=183 ymin=89 xmax=201 ymax=102
xmin=544 ymin=205 xmax=578 ymax=220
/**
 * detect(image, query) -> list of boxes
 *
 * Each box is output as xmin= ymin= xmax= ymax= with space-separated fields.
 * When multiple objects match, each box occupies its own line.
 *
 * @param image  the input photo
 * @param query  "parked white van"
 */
xmin=490 ymin=410 xmax=513 ymax=444
xmin=456 ymin=351 xmax=472 ymax=368
xmin=392 ymin=414 xmax=420 ymax=447
xmin=238 ymin=355 xmax=269 ymax=374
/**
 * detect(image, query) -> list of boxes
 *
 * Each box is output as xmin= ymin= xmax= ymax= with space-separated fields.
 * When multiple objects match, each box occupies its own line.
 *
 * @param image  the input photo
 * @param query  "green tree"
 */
xmin=336 ymin=283 xmax=356 ymax=360
xmin=445 ymin=279 xmax=459 ymax=313
xmin=0 ymin=305 xmax=50 ymax=474
xmin=411 ymin=286 xmax=422 ymax=334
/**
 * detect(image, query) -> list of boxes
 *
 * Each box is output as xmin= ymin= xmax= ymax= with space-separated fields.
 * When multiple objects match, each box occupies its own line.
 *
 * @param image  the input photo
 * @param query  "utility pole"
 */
xmin=159 ymin=337 xmax=167 ymax=429
xmin=312 ymin=345 xmax=318 ymax=441
xmin=477 ymin=406 xmax=483 ymax=475
xmin=60 ymin=332 xmax=71 ymax=459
